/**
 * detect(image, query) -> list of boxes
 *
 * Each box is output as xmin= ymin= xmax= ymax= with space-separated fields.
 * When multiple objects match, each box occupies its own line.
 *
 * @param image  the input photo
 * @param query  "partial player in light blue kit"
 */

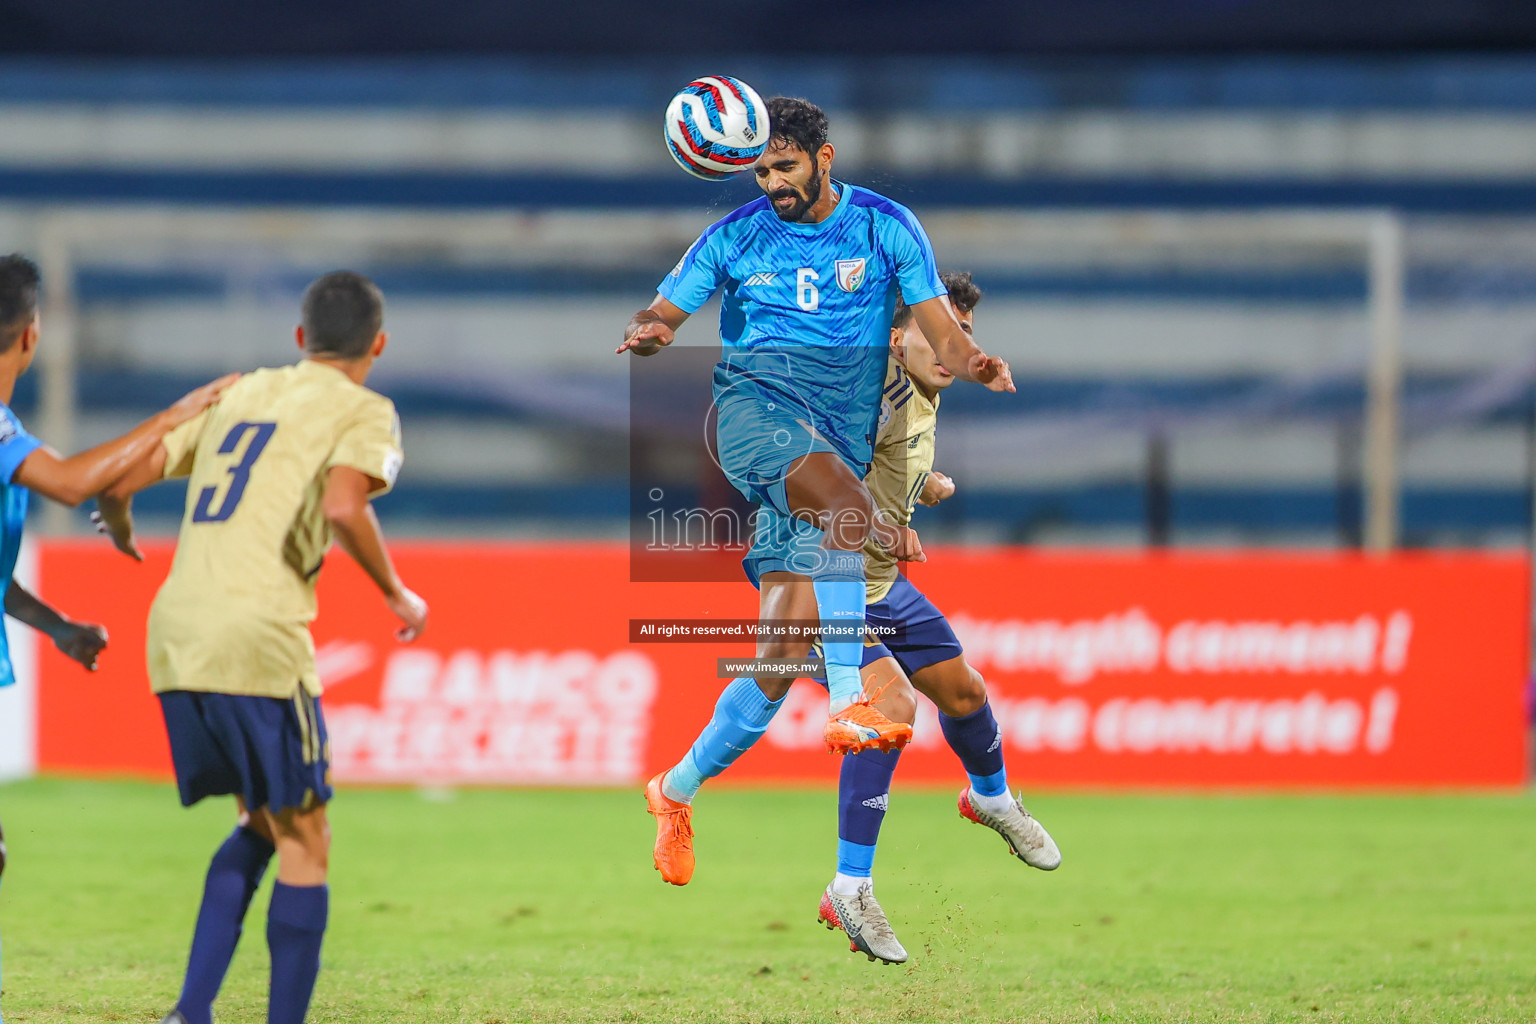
xmin=617 ymin=99 xmax=1016 ymax=891
xmin=0 ymin=255 xmax=234 ymax=1023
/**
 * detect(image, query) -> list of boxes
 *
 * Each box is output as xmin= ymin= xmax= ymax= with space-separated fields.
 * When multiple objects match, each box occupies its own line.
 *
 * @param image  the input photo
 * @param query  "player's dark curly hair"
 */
xmin=302 ymin=270 xmax=385 ymax=360
xmin=0 ymin=254 xmax=40 ymax=354
xmin=767 ymin=97 xmax=829 ymax=157
xmin=893 ymin=270 xmax=983 ymax=330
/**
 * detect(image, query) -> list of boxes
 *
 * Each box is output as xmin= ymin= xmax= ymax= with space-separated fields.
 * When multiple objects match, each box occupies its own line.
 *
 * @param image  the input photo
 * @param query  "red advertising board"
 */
xmin=33 ymin=542 xmax=1530 ymax=788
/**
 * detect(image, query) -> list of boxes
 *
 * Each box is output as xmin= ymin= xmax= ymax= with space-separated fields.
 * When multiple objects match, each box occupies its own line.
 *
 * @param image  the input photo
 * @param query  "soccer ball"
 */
xmin=664 ymin=77 xmax=771 ymax=181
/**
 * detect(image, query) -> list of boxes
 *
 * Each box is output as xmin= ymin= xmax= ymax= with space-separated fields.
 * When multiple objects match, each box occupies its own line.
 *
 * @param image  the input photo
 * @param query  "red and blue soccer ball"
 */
xmin=664 ymin=76 xmax=771 ymax=180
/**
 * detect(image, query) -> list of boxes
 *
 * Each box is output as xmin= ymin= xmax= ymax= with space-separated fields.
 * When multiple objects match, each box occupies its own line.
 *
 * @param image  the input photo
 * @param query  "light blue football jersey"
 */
xmin=657 ymin=181 xmax=945 ymax=469
xmin=0 ymin=403 xmax=41 ymax=688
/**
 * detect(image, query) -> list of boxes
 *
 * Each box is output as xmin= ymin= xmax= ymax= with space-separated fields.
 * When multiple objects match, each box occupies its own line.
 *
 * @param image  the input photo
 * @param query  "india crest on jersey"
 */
xmin=835 ymin=257 xmax=867 ymax=293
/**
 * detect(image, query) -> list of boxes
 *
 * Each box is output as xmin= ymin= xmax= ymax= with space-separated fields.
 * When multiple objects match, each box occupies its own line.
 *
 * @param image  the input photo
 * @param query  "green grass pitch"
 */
xmin=1 ymin=777 xmax=1533 ymax=1023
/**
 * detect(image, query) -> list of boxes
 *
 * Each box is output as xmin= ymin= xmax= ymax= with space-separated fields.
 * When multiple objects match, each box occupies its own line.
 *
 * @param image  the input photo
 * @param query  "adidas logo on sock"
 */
xmin=987 ymin=733 xmax=1002 ymax=754
xmin=861 ymin=794 xmax=889 ymax=811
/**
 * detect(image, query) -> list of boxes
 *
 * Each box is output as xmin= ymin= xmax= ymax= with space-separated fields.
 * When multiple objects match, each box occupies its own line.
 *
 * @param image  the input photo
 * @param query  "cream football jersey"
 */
xmin=147 ymin=360 xmax=402 ymax=698
xmin=862 ymin=359 xmax=939 ymax=603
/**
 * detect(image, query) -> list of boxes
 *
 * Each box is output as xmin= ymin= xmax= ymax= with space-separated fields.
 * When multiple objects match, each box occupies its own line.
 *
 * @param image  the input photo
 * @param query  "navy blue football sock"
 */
xmin=176 ymin=827 xmax=274 ymax=1024
xmin=267 ymin=881 xmax=328 ymax=1024
xmin=940 ymin=702 xmax=1009 ymax=796
xmin=835 ymin=746 xmax=901 ymax=886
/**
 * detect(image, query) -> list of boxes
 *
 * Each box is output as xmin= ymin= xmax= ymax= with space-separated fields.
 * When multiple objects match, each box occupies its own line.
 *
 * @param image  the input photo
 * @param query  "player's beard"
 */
xmin=768 ymin=159 xmax=823 ymax=222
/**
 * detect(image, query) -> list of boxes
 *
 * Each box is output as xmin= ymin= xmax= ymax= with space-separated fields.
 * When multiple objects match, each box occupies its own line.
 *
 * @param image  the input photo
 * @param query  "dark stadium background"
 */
xmin=0 ymin=0 xmax=1531 ymax=787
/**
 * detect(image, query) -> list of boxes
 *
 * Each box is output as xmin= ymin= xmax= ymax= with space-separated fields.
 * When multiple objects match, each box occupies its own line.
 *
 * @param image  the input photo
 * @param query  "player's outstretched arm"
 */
xmin=908 ymin=297 xmax=1015 ymax=393
xmin=3 ymin=582 xmax=107 ymax=671
xmin=616 ymin=296 xmax=689 ymax=356
xmin=14 ymin=373 xmax=239 ymax=508
xmin=323 ymin=465 xmax=427 ymax=642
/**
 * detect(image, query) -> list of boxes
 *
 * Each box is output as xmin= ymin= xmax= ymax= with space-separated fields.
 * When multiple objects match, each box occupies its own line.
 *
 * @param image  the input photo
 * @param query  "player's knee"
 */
xmin=884 ymin=684 xmax=918 ymax=726
xmin=918 ymin=658 xmax=988 ymax=718
xmin=752 ymin=675 xmax=794 ymax=702
xmin=273 ymin=807 xmax=331 ymax=877
xmin=949 ymin=665 xmax=988 ymax=717
xmin=298 ymin=828 xmax=331 ymax=877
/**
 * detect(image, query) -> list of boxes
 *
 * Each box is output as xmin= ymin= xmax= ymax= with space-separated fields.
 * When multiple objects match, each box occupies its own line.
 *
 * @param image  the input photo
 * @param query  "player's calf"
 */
xmin=261 ymin=804 xmax=331 ymax=1024
xmin=173 ymin=819 xmax=275 ymax=1024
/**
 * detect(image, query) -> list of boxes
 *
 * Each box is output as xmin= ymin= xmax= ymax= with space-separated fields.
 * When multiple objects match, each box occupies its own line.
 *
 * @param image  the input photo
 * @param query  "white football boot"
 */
xmin=817 ymin=882 xmax=908 ymax=964
xmin=958 ymin=787 xmax=1062 ymax=870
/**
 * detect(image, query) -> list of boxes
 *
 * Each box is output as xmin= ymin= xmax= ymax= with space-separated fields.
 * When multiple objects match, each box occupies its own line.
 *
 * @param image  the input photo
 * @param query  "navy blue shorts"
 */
xmin=159 ymin=690 xmax=332 ymax=813
xmin=812 ymin=574 xmax=964 ymax=685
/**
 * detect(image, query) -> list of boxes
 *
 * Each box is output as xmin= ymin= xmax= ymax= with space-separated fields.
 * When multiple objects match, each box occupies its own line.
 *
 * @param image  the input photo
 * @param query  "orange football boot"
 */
xmin=644 ymin=772 xmax=695 ymax=885
xmin=824 ymin=700 xmax=913 ymax=755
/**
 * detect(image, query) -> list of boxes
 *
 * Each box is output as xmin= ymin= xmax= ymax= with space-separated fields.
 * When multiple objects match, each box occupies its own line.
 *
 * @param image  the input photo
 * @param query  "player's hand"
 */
xmin=90 ymin=505 xmax=144 ymax=561
xmin=918 ymin=471 xmax=956 ymax=506
xmin=386 ymin=586 xmax=428 ymax=643
xmin=616 ymin=319 xmax=675 ymax=356
xmin=166 ymin=372 xmax=241 ymax=427
xmin=893 ymin=525 xmax=926 ymax=563
xmin=969 ymin=352 xmax=1015 ymax=393
xmin=53 ymin=621 xmax=108 ymax=672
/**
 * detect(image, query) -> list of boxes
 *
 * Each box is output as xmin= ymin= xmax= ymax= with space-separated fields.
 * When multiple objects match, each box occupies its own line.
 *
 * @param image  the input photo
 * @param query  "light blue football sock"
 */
xmin=813 ymin=549 xmax=866 ymax=708
xmin=664 ymin=677 xmax=784 ymax=803
xmin=837 ymin=839 xmax=877 ymax=878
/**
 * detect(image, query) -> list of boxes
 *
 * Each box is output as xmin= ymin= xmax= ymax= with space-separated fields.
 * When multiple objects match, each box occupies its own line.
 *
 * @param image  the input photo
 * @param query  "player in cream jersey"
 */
xmin=94 ymin=271 xmax=427 ymax=1024
xmin=812 ymin=272 xmax=1061 ymax=966
xmin=861 ymin=358 xmax=941 ymax=606
xmin=145 ymin=356 xmax=404 ymax=701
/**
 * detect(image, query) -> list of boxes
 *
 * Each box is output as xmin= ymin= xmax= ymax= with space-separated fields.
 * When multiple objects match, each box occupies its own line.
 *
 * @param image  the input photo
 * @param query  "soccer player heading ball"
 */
xmin=618 ymin=98 xmax=1021 ymax=925
xmin=93 ymin=271 xmax=427 ymax=1024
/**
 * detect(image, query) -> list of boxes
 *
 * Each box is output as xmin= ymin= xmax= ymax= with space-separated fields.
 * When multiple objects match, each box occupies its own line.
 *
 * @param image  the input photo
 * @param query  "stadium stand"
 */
xmin=2 ymin=56 xmax=1535 ymax=545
